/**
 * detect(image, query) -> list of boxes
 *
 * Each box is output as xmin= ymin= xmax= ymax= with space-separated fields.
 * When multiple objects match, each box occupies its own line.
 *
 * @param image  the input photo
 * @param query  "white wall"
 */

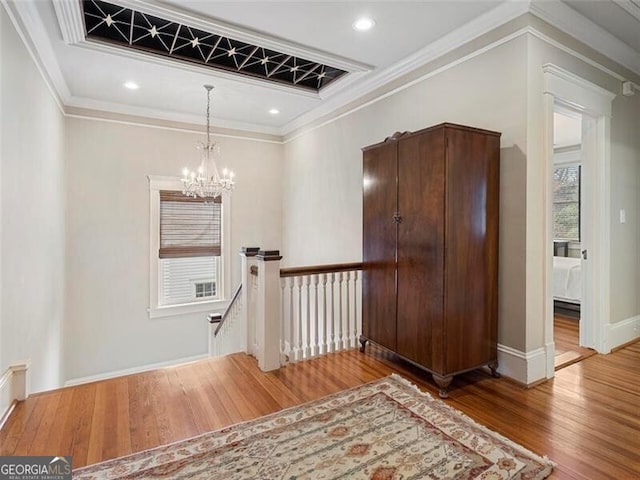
xmin=64 ymin=118 xmax=282 ymax=381
xmin=283 ymin=36 xmax=529 ymax=352
xmin=282 ymin=19 xmax=640 ymax=371
xmin=526 ymin=30 xmax=640 ymax=345
xmin=1 ymin=4 xmax=66 ymax=393
xmin=610 ymin=92 xmax=640 ymax=324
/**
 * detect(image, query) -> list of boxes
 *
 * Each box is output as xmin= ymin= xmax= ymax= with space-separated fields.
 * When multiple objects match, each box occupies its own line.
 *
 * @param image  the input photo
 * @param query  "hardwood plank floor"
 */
xmin=554 ymin=313 xmax=596 ymax=370
xmin=1 ymin=343 xmax=639 ymax=479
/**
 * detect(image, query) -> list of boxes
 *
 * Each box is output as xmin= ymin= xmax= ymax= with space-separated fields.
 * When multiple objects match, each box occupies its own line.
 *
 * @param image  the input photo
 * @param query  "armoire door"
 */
xmin=444 ymin=127 xmax=500 ymax=373
xmin=362 ymin=141 xmax=398 ymax=351
xmin=396 ymin=129 xmax=445 ymax=371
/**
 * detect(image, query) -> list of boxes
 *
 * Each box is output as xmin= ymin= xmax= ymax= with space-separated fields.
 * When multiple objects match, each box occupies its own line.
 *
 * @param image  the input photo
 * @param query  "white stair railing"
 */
xmin=208 ymin=283 xmax=243 ymax=357
xmin=280 ymin=263 xmax=362 ymax=364
xmin=231 ymin=248 xmax=362 ymax=372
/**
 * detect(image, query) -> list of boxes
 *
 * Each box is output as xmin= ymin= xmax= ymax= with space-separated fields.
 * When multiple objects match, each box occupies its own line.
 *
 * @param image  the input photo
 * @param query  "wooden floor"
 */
xmin=554 ymin=313 xmax=596 ymax=370
xmin=2 ymin=342 xmax=640 ymax=479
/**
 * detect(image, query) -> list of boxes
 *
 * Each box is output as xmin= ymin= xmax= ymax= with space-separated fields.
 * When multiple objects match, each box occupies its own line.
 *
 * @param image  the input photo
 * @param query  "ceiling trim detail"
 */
xmin=283 ymin=26 xmax=624 ymax=144
xmin=282 ymin=0 xmax=531 ymax=134
xmin=53 ymin=0 xmax=371 ymax=94
xmin=530 ymin=0 xmax=640 ymax=76
xmin=80 ymin=0 xmax=348 ymax=92
xmin=70 ymin=37 xmax=324 ymax=99
xmin=3 ymin=0 xmax=71 ymax=108
xmin=64 ymin=94 xmax=282 ymax=134
xmin=114 ymin=0 xmax=371 ymax=72
xmin=7 ymin=0 xmax=640 ymax=138
xmin=612 ymin=0 xmax=640 ymax=22
xmin=52 ymin=0 xmax=85 ymax=44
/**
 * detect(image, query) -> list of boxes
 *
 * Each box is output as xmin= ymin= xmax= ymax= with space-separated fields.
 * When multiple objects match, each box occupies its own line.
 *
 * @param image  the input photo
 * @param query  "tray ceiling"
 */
xmin=83 ymin=0 xmax=348 ymax=92
xmin=6 ymin=1 xmax=640 ymax=136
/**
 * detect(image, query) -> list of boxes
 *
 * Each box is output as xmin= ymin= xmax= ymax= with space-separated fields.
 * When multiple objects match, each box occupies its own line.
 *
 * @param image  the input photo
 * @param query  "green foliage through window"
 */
xmin=553 ymin=165 xmax=580 ymax=241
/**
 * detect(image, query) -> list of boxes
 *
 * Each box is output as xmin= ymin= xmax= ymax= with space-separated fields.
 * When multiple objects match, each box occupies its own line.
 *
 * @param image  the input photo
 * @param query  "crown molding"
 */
xmin=7 ymin=0 xmax=640 ymax=140
xmin=66 ymin=109 xmax=283 ymax=144
xmin=2 ymin=0 xmax=71 ymax=108
xmin=530 ymin=0 xmax=640 ymax=76
xmin=64 ymin=95 xmax=282 ymax=136
xmin=281 ymin=0 xmax=530 ymax=135
xmin=282 ymin=0 xmax=640 ymax=136
xmin=612 ymin=0 xmax=640 ymax=22
xmin=52 ymin=0 xmax=84 ymax=44
xmin=282 ymin=27 xmax=532 ymax=143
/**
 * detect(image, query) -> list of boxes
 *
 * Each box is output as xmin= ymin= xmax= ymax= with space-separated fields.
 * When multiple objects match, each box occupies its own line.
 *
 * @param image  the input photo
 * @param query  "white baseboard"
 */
xmin=0 ymin=362 xmax=30 ymax=430
xmin=604 ymin=315 xmax=640 ymax=352
xmin=64 ymin=354 xmax=209 ymax=387
xmin=497 ymin=344 xmax=547 ymax=385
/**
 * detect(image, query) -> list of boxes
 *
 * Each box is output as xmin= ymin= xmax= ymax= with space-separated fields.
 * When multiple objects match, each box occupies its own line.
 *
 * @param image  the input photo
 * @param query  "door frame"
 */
xmin=542 ymin=64 xmax=616 ymax=378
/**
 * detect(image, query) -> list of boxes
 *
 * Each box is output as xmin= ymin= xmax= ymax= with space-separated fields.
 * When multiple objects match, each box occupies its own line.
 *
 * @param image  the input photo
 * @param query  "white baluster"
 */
xmin=312 ymin=274 xmax=319 ymax=357
xmin=344 ymin=271 xmax=351 ymax=349
xmin=296 ymin=275 xmax=303 ymax=361
xmin=304 ymin=275 xmax=311 ymax=359
xmin=288 ymin=277 xmax=296 ymax=362
xmin=337 ymin=272 xmax=344 ymax=351
xmin=329 ymin=272 xmax=336 ymax=352
xmin=352 ymin=270 xmax=359 ymax=346
xmin=321 ymin=273 xmax=328 ymax=355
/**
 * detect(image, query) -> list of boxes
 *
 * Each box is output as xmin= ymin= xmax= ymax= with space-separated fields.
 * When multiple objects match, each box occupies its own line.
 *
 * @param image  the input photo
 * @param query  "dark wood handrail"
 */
xmin=210 ymin=283 xmax=243 ymax=337
xmin=280 ymin=262 xmax=363 ymax=278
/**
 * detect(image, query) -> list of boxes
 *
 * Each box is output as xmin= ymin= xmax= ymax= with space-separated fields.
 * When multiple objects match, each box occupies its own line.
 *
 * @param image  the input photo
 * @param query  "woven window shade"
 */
xmin=159 ymin=191 xmax=221 ymax=258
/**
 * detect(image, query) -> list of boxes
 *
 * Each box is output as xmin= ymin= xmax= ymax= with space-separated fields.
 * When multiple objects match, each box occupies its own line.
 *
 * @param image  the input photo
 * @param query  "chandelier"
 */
xmin=181 ymin=85 xmax=235 ymax=199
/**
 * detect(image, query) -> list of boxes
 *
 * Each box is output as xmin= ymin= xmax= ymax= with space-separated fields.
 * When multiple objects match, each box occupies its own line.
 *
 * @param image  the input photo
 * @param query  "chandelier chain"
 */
xmin=181 ymin=84 xmax=235 ymax=199
xmin=206 ymin=85 xmax=212 ymax=148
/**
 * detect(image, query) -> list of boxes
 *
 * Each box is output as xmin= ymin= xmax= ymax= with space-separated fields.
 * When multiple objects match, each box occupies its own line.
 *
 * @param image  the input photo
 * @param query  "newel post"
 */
xmin=240 ymin=247 xmax=260 ymax=356
xmin=256 ymin=250 xmax=283 ymax=371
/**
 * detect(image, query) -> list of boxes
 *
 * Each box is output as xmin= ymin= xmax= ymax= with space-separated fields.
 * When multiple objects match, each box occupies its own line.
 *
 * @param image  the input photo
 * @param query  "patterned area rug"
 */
xmin=74 ymin=374 xmax=554 ymax=479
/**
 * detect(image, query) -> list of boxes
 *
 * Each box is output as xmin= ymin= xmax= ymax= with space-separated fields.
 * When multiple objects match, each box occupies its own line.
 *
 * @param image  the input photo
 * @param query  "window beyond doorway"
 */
xmin=553 ymin=165 xmax=580 ymax=242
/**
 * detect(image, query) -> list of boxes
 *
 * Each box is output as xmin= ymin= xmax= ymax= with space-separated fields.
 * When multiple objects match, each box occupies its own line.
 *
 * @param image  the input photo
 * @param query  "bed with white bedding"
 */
xmin=553 ymin=256 xmax=581 ymax=305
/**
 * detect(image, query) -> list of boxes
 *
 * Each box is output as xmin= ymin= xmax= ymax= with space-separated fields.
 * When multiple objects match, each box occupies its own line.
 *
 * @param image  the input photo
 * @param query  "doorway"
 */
xmin=551 ymin=106 xmax=595 ymax=369
xmin=542 ymin=64 xmax=615 ymax=378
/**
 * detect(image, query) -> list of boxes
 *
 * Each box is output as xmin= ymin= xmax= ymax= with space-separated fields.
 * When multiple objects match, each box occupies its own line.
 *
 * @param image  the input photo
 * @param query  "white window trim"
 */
xmin=147 ymin=175 xmax=231 ymax=319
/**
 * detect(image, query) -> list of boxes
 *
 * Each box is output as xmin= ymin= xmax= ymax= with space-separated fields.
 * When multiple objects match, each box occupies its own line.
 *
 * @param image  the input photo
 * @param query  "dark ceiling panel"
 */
xmin=82 ymin=0 xmax=348 ymax=92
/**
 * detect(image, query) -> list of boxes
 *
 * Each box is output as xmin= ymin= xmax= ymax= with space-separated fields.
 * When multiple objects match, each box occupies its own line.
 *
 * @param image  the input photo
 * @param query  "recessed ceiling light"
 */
xmin=269 ymin=108 xmax=280 ymax=115
xmin=123 ymin=81 xmax=139 ymax=90
xmin=352 ymin=17 xmax=375 ymax=31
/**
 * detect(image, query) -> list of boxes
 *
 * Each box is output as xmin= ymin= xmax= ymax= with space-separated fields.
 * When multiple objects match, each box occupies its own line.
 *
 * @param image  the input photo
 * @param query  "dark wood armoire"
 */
xmin=360 ymin=122 xmax=501 ymax=398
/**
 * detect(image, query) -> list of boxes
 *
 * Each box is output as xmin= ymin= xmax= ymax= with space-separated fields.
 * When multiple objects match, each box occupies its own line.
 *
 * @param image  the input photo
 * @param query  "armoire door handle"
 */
xmin=393 ymin=214 xmax=402 ymax=224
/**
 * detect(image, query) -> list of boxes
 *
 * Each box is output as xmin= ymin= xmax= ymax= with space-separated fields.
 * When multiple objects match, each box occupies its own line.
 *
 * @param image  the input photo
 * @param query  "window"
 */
xmin=148 ymin=177 xmax=230 ymax=318
xmin=195 ymin=281 xmax=216 ymax=298
xmin=553 ymin=165 xmax=580 ymax=241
